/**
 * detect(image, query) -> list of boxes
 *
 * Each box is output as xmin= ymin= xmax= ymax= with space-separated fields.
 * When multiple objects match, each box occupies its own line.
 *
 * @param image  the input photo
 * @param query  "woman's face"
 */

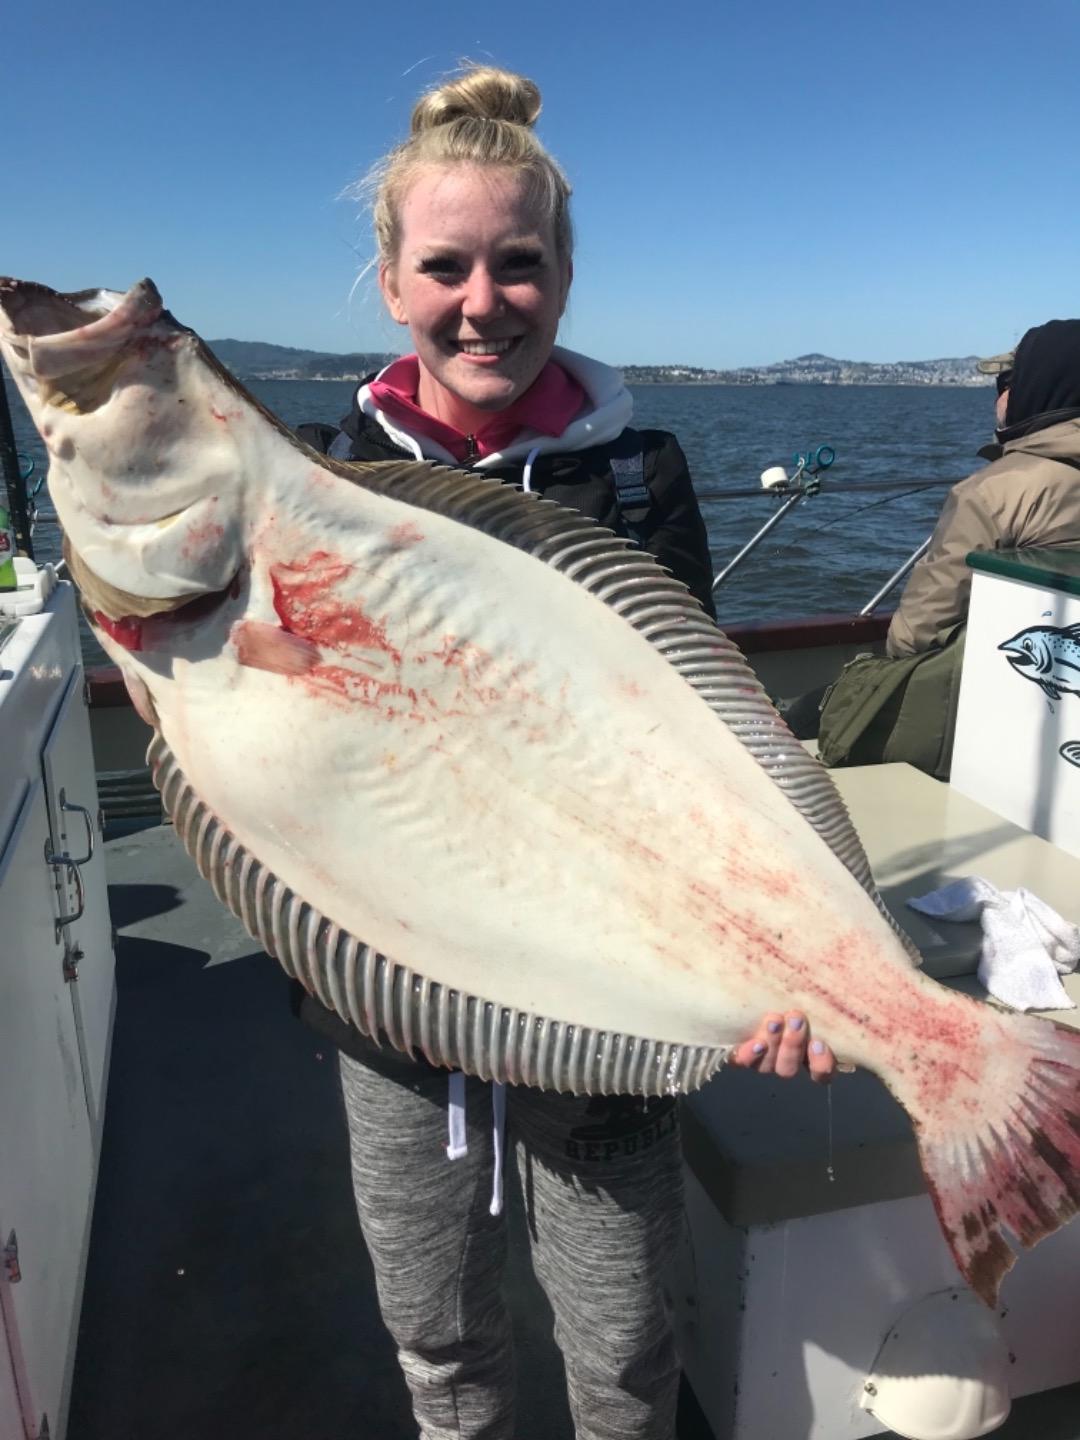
xmin=379 ymin=164 xmax=571 ymax=432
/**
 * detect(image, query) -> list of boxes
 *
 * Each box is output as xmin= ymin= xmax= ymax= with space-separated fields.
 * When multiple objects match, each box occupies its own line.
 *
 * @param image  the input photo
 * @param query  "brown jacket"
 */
xmin=886 ymin=416 xmax=1080 ymax=656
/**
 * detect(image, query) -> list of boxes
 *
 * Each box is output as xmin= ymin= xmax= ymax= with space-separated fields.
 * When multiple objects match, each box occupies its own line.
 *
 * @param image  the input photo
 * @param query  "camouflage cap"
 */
xmin=976 ymin=350 xmax=1015 ymax=375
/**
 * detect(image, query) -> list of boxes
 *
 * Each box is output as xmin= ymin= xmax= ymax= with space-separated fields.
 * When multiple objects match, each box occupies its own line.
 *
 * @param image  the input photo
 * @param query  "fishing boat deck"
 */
xmin=69 ymin=815 xmax=1080 ymax=1440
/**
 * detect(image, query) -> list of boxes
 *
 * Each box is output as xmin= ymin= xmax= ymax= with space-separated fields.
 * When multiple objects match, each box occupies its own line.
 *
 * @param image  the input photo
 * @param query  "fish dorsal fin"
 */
xmin=332 ymin=457 xmax=921 ymax=966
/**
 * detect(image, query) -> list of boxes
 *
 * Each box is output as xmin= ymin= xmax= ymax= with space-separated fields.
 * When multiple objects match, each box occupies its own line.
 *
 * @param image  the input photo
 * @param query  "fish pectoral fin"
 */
xmin=232 ymin=619 xmax=321 ymax=677
xmin=1040 ymin=682 xmax=1062 ymax=701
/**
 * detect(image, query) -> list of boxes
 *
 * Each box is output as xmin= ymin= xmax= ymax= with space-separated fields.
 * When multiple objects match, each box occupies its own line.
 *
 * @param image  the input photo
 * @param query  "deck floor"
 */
xmin=69 ymin=823 xmax=1080 ymax=1439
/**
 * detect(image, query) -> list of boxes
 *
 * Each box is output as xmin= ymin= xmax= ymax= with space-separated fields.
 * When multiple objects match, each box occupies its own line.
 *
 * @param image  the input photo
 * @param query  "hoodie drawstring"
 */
xmin=521 ymin=445 xmax=542 ymax=495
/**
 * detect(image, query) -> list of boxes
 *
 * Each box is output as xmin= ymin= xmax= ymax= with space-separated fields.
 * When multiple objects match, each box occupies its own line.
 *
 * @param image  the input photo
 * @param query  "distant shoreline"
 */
xmin=245 ymin=374 xmax=990 ymax=389
xmin=211 ymin=340 xmax=992 ymax=390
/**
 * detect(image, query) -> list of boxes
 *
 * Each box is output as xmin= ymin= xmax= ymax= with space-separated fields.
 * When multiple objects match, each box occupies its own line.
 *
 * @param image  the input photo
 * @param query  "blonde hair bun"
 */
xmin=411 ymin=65 xmax=542 ymax=134
xmin=368 ymin=62 xmax=572 ymax=264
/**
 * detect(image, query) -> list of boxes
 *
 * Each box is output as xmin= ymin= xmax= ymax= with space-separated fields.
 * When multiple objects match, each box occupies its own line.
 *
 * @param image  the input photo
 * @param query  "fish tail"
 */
xmin=914 ymin=1012 xmax=1080 ymax=1307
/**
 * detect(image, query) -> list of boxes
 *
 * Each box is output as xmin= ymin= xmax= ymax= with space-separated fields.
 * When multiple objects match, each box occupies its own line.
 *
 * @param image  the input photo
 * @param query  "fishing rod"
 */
xmin=0 ymin=362 xmax=34 ymax=559
xmin=695 ymin=476 xmax=956 ymax=501
xmin=859 ymin=537 xmax=933 ymax=615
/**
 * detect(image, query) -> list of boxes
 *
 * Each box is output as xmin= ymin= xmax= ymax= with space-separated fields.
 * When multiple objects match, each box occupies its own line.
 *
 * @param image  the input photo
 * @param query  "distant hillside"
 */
xmin=623 ymin=354 xmax=989 ymax=386
xmin=208 ymin=338 xmax=991 ymax=387
xmin=207 ymin=338 xmax=399 ymax=381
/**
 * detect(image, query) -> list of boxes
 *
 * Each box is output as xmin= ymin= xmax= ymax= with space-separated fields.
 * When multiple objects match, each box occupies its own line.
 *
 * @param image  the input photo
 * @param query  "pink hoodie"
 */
xmin=369 ymin=355 xmax=587 ymax=462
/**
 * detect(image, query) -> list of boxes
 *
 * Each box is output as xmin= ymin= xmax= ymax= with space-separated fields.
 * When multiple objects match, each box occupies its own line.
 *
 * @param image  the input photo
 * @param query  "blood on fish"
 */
xmin=270 ymin=552 xmax=401 ymax=662
xmin=388 ymin=520 xmax=424 ymax=547
xmin=93 ymin=576 xmax=242 ymax=656
xmin=179 ymin=515 xmax=225 ymax=562
xmin=94 ymin=610 xmax=144 ymax=651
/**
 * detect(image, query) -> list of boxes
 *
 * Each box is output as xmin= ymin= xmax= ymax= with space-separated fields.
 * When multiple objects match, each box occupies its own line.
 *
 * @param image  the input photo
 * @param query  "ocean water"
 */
xmin=5 ymin=374 xmax=991 ymax=645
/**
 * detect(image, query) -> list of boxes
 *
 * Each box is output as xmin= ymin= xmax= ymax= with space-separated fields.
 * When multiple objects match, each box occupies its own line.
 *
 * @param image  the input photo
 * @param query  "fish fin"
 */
xmin=122 ymin=670 xmax=159 ymax=729
xmin=232 ymin=619 xmax=320 ymax=676
xmin=916 ymin=1013 xmax=1080 ymax=1307
xmin=1040 ymin=681 xmax=1062 ymax=701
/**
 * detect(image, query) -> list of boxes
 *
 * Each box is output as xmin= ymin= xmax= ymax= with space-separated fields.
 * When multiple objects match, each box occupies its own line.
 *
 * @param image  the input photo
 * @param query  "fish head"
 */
xmin=997 ymin=625 xmax=1054 ymax=679
xmin=0 ymin=276 xmax=252 ymax=619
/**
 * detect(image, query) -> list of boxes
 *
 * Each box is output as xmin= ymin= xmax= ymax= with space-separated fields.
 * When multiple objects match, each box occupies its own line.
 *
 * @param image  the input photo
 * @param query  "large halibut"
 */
xmin=3 ymin=275 xmax=1080 ymax=1306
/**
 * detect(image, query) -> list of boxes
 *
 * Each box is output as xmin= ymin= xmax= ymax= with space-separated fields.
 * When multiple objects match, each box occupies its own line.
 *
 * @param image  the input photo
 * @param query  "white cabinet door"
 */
xmin=0 ymin=779 xmax=94 ymax=1438
xmin=40 ymin=669 xmax=116 ymax=1140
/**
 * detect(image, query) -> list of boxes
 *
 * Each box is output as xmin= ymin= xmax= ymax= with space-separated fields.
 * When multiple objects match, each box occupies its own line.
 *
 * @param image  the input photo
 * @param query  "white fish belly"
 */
xmin=136 ymin=473 xmax=911 ymax=1052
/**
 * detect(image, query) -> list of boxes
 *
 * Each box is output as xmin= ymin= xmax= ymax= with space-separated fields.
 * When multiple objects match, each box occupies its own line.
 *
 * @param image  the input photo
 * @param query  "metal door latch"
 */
xmin=3 ymin=1230 xmax=21 ymax=1284
xmin=63 ymin=945 xmax=85 ymax=983
xmin=44 ymin=787 xmax=96 ymax=940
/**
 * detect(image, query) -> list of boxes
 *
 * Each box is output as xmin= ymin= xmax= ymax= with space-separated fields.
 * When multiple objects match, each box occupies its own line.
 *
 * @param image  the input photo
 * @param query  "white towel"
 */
xmin=907 ymin=877 xmax=1080 ymax=1012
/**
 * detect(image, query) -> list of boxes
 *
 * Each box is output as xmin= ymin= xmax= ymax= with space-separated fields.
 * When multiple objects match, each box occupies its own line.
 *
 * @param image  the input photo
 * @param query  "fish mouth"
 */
xmin=997 ymin=638 xmax=1041 ymax=672
xmin=0 ymin=277 xmax=168 ymax=412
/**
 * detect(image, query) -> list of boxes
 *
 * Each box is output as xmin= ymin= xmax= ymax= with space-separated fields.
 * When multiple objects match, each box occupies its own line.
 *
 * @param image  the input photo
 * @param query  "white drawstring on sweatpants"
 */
xmin=446 ymin=1072 xmax=469 ymax=1160
xmin=446 ymin=1075 xmax=508 ymax=1216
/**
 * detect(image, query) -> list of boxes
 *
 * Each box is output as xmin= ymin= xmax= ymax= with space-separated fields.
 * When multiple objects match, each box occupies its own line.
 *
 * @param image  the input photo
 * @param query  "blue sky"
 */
xmin=4 ymin=0 xmax=1079 ymax=367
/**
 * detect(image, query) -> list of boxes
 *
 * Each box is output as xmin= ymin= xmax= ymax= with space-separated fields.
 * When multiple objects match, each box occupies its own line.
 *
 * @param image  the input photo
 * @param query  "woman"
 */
xmin=298 ymin=64 xmax=834 ymax=1440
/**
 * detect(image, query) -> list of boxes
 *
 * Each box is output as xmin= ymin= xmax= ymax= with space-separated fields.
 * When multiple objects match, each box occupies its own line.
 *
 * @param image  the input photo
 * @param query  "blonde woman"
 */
xmin=297 ymin=64 xmax=834 ymax=1440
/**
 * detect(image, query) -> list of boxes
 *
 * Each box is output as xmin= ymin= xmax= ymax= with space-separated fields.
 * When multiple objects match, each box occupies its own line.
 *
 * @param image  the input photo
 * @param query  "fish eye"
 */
xmin=1023 ymin=639 xmax=1034 ymax=651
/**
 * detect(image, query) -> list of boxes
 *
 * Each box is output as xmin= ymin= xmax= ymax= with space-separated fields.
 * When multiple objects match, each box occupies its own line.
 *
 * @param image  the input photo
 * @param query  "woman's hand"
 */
xmin=728 ymin=1011 xmax=836 ymax=1084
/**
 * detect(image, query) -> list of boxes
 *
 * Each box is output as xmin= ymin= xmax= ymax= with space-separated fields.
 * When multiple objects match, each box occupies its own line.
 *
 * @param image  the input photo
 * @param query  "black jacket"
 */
xmin=293 ymin=397 xmax=716 ymax=1072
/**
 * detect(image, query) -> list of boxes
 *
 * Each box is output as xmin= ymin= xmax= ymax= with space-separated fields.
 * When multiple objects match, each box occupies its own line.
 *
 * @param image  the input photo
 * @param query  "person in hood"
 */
xmin=887 ymin=320 xmax=1080 ymax=656
xmin=298 ymin=63 xmax=835 ymax=1440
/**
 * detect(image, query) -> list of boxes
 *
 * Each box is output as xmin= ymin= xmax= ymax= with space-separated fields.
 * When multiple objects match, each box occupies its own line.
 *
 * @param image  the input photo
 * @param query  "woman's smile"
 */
xmin=453 ymin=337 xmax=519 ymax=358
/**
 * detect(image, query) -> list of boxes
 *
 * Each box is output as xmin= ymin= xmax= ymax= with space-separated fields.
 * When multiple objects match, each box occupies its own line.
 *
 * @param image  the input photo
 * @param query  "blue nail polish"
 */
xmin=811 ymin=1040 xmax=825 ymax=1055
xmin=767 ymin=1020 xmax=782 ymax=1034
xmin=752 ymin=1042 xmax=766 ymax=1055
xmin=787 ymin=1015 xmax=804 ymax=1032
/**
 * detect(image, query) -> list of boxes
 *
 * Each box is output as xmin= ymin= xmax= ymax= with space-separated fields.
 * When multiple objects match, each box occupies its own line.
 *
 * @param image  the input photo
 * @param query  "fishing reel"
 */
xmin=712 ymin=445 xmax=837 ymax=592
xmin=760 ymin=444 xmax=836 ymax=495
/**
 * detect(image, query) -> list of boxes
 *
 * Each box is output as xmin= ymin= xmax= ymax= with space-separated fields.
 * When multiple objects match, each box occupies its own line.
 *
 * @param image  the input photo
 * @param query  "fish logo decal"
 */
xmin=999 ymin=622 xmax=1080 ymax=703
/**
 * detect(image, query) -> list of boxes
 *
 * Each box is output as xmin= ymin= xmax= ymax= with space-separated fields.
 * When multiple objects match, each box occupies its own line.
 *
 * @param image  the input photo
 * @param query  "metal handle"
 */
xmin=43 ymin=844 xmax=87 ymax=940
xmin=56 ymin=856 xmax=85 ymax=938
xmin=59 ymin=789 xmax=96 ymax=865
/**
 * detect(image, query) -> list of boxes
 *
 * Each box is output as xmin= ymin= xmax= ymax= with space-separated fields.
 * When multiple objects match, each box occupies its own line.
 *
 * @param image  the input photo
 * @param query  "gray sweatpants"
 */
xmin=339 ymin=1053 xmax=683 ymax=1440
